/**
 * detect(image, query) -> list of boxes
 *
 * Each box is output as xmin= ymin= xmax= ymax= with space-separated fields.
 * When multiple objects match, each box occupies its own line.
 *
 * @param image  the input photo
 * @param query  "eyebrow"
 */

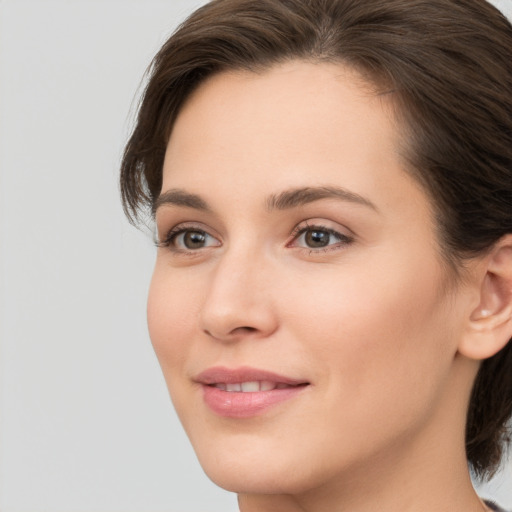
xmin=153 ymin=189 xmax=212 ymax=215
xmin=154 ymin=185 xmax=378 ymax=215
xmin=266 ymin=186 xmax=378 ymax=212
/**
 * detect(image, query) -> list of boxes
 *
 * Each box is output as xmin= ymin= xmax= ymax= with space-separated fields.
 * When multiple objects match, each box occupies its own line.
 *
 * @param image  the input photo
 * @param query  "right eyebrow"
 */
xmin=153 ymin=188 xmax=212 ymax=215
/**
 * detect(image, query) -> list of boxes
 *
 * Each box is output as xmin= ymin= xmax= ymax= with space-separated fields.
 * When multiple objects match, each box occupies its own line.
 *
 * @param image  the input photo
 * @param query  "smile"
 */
xmin=211 ymin=381 xmax=300 ymax=392
xmin=196 ymin=367 xmax=310 ymax=418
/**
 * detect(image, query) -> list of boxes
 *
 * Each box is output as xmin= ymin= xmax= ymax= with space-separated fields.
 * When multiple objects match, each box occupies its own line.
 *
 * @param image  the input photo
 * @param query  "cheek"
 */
xmin=282 ymin=254 xmax=456 ymax=409
xmin=147 ymin=266 xmax=197 ymax=376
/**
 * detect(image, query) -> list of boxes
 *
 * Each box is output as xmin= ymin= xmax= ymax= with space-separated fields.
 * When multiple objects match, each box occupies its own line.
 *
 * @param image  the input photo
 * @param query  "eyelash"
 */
xmin=156 ymin=221 xmax=354 ymax=255
xmin=288 ymin=222 xmax=354 ymax=254
xmin=156 ymin=224 xmax=218 ymax=254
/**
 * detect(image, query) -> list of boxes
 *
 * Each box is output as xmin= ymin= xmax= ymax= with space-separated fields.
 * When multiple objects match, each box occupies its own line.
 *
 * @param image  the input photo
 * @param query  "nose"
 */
xmin=199 ymin=249 xmax=278 ymax=342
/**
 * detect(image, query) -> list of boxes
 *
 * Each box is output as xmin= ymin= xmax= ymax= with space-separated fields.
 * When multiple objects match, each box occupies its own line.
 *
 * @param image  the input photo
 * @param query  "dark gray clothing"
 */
xmin=485 ymin=499 xmax=510 ymax=512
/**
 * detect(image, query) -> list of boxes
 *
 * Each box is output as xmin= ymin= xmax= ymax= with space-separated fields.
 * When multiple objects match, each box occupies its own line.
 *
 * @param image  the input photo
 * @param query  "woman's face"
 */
xmin=148 ymin=62 xmax=473 ymax=494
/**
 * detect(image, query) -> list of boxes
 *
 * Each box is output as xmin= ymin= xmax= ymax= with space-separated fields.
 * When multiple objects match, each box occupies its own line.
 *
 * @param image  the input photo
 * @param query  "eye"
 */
xmin=158 ymin=226 xmax=221 ymax=251
xmin=300 ymin=229 xmax=335 ymax=248
xmin=289 ymin=223 xmax=353 ymax=251
xmin=175 ymin=230 xmax=214 ymax=250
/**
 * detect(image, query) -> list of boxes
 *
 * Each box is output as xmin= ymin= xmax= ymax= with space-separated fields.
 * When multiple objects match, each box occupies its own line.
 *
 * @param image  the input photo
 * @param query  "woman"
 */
xmin=120 ymin=0 xmax=512 ymax=511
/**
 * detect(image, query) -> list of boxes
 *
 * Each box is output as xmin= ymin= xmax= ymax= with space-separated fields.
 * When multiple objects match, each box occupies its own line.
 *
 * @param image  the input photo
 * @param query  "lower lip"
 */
xmin=202 ymin=385 xmax=308 ymax=418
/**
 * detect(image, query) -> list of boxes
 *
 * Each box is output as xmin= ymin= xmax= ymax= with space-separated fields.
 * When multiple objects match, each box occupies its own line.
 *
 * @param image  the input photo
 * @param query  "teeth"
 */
xmin=259 ymin=380 xmax=275 ymax=391
xmin=212 ymin=381 xmax=290 ymax=392
xmin=241 ymin=381 xmax=260 ymax=392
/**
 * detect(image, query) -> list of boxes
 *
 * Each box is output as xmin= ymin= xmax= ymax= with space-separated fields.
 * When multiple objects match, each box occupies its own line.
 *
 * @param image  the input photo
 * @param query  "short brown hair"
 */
xmin=120 ymin=0 xmax=512 ymax=477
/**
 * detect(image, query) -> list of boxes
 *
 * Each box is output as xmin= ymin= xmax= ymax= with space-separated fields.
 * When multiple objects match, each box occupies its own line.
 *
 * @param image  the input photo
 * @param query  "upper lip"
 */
xmin=194 ymin=366 xmax=309 ymax=386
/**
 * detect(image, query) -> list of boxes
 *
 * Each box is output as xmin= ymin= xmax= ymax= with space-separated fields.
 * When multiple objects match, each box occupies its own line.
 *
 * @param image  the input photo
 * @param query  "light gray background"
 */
xmin=0 ymin=1 xmax=511 ymax=511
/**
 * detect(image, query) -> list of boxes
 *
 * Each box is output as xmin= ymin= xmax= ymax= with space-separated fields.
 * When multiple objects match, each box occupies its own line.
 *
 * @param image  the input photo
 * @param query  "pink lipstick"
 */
xmin=195 ymin=366 xmax=309 ymax=418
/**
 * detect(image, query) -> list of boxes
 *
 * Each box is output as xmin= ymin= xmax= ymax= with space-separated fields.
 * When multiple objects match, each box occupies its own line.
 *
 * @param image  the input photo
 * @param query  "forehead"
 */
xmin=164 ymin=61 xmax=402 ymax=192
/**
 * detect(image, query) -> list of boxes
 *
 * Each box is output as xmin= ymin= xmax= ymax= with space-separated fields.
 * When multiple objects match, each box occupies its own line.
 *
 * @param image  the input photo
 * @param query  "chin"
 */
xmin=200 ymin=456 xmax=314 ymax=495
xmin=188 ymin=431 xmax=335 ymax=496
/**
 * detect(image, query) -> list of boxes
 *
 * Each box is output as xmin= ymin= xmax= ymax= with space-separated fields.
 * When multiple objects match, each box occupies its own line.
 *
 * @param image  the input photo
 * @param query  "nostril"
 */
xmin=203 ymin=325 xmax=258 ymax=340
xmin=233 ymin=326 xmax=258 ymax=335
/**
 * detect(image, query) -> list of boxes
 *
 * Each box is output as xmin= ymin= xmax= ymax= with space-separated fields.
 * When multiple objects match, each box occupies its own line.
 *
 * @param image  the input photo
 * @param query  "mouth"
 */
xmin=209 ymin=381 xmax=306 ymax=392
xmin=195 ymin=366 xmax=310 ymax=418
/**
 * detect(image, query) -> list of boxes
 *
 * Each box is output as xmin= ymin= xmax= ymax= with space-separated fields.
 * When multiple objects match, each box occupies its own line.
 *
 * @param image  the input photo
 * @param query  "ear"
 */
xmin=458 ymin=234 xmax=512 ymax=360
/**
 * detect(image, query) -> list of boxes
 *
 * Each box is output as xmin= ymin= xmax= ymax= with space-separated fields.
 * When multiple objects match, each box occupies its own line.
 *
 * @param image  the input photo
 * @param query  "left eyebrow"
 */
xmin=266 ymin=186 xmax=378 ymax=212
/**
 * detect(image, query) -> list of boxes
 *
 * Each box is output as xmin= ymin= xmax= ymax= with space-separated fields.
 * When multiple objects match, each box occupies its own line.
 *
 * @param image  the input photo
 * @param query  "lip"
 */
xmin=195 ymin=366 xmax=309 ymax=418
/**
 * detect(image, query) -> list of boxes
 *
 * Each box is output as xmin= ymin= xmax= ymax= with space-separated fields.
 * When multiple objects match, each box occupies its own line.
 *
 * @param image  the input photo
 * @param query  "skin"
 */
xmin=148 ymin=61 xmax=494 ymax=512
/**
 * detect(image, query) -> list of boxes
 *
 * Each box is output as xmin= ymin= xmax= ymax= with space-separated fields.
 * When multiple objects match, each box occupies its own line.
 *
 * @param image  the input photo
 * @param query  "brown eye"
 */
xmin=163 ymin=227 xmax=221 ymax=251
xmin=182 ymin=230 xmax=208 ymax=249
xmin=304 ymin=229 xmax=331 ymax=248
xmin=290 ymin=224 xmax=353 ymax=252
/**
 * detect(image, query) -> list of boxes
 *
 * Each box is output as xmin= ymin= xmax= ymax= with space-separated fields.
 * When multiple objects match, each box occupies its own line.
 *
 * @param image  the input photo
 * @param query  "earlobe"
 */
xmin=459 ymin=235 xmax=512 ymax=361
